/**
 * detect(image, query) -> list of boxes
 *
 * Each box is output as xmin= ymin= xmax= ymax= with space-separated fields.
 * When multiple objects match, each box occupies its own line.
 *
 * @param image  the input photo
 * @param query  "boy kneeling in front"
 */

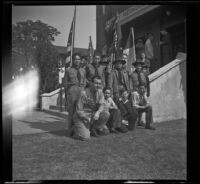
xmin=103 ymin=87 xmax=128 ymax=133
xmin=131 ymin=85 xmax=156 ymax=130
xmin=117 ymin=88 xmax=138 ymax=131
xmin=72 ymin=76 xmax=110 ymax=141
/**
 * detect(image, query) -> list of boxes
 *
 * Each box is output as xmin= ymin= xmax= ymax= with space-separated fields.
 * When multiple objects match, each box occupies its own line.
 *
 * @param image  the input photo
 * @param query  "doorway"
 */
xmin=160 ymin=22 xmax=186 ymax=67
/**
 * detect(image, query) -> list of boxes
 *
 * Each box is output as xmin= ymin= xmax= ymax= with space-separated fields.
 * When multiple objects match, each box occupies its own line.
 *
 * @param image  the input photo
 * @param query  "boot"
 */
xmin=90 ymin=128 xmax=99 ymax=137
xmin=137 ymin=120 xmax=145 ymax=127
xmin=145 ymin=125 xmax=156 ymax=130
xmin=97 ymin=128 xmax=110 ymax=136
xmin=110 ymin=128 xmax=120 ymax=134
xmin=116 ymin=125 xmax=128 ymax=133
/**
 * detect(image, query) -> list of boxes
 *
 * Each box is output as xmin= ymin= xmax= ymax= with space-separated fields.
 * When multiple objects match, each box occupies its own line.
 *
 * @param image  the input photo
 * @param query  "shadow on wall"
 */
xmin=179 ymin=61 xmax=186 ymax=106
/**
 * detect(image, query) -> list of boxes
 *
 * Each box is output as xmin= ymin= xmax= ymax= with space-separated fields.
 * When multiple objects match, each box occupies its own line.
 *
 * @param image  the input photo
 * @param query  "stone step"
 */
xmin=49 ymin=105 xmax=67 ymax=111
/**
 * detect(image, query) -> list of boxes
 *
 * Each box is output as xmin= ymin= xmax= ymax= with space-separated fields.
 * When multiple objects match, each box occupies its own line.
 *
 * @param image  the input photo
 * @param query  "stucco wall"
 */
xmin=149 ymin=60 xmax=186 ymax=122
xmin=40 ymin=88 xmax=65 ymax=110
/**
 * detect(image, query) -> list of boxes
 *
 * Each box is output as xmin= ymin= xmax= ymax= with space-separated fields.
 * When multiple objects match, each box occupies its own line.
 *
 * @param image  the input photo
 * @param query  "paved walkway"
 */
xmin=12 ymin=110 xmax=68 ymax=135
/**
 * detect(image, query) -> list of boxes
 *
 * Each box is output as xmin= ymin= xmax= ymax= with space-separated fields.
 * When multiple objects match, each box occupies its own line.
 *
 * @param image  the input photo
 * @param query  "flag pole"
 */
xmin=130 ymin=27 xmax=136 ymax=63
xmin=70 ymin=6 xmax=77 ymax=67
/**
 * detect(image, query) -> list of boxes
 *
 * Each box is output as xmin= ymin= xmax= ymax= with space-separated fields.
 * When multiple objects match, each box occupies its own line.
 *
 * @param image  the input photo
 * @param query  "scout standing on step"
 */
xmin=130 ymin=60 xmax=150 ymax=126
xmin=107 ymin=56 xmax=130 ymax=105
xmin=86 ymin=51 xmax=106 ymax=88
xmin=130 ymin=60 xmax=148 ymax=93
xmin=63 ymin=52 xmax=87 ymax=136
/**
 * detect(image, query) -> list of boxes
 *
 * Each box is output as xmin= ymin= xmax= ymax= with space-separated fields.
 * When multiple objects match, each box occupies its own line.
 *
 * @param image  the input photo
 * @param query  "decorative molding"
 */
xmin=105 ymin=5 xmax=161 ymax=32
xmin=118 ymin=5 xmax=146 ymax=20
xmin=119 ymin=5 xmax=161 ymax=26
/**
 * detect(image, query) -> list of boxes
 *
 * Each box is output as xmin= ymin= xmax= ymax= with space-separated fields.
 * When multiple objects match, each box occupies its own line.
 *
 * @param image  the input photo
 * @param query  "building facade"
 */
xmin=96 ymin=5 xmax=186 ymax=72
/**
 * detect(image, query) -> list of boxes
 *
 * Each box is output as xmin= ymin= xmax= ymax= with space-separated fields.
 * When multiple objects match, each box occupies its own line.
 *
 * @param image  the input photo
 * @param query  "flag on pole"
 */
xmin=88 ymin=36 xmax=94 ymax=63
xmin=111 ymin=12 xmax=122 ymax=66
xmin=66 ymin=6 xmax=76 ymax=67
xmin=113 ymin=12 xmax=122 ymax=42
xmin=110 ymin=29 xmax=118 ymax=67
xmin=124 ymin=27 xmax=136 ymax=72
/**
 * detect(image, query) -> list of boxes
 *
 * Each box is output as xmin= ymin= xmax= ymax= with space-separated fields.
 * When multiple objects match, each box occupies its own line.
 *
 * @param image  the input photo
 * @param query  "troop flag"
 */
xmin=66 ymin=6 xmax=76 ymax=67
xmin=111 ymin=12 xmax=122 ymax=66
xmin=113 ymin=12 xmax=122 ymax=42
xmin=124 ymin=27 xmax=136 ymax=72
xmin=88 ymin=36 xmax=94 ymax=63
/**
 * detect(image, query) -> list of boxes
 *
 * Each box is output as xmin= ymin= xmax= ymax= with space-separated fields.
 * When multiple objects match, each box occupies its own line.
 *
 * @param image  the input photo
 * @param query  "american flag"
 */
xmin=111 ymin=12 xmax=121 ymax=63
xmin=113 ymin=12 xmax=122 ymax=42
xmin=113 ymin=29 xmax=118 ymax=54
xmin=88 ymin=36 xmax=94 ymax=62
xmin=66 ymin=7 xmax=76 ymax=67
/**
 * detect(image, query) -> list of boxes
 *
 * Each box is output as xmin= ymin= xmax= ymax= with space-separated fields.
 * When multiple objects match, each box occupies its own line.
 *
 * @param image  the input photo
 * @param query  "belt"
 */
xmin=67 ymin=83 xmax=85 ymax=89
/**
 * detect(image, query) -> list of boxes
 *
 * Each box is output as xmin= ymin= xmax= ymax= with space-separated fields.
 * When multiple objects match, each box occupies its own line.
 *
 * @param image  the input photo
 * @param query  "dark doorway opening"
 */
xmin=160 ymin=22 xmax=186 ymax=67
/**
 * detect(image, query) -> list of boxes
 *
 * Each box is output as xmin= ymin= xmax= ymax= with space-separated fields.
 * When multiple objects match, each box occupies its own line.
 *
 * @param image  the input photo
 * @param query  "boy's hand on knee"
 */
xmin=93 ymin=112 xmax=100 ymax=120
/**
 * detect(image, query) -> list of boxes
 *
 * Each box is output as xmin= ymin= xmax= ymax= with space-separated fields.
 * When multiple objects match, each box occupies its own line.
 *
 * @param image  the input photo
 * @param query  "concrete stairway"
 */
xmin=40 ymin=52 xmax=186 ymax=122
xmin=148 ymin=52 xmax=186 ymax=122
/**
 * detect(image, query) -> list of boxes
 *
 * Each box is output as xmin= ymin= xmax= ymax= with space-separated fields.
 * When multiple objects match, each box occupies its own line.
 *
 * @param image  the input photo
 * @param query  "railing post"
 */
xmin=60 ymin=85 xmax=63 ymax=112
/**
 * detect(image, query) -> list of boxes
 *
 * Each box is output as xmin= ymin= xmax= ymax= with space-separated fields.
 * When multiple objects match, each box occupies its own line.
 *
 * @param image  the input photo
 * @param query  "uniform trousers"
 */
xmin=73 ymin=111 xmax=110 ymax=140
xmin=136 ymin=105 xmax=153 ymax=128
xmin=117 ymin=101 xmax=137 ymax=131
xmin=106 ymin=109 xmax=122 ymax=130
xmin=67 ymin=85 xmax=84 ymax=130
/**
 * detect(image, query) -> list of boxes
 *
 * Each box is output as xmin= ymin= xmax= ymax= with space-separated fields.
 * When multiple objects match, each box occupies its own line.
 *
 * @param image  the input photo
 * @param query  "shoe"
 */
xmin=122 ymin=120 xmax=129 ymax=126
xmin=128 ymin=126 xmax=136 ymax=131
xmin=110 ymin=128 xmax=120 ymax=134
xmin=97 ymin=128 xmax=110 ymax=136
xmin=116 ymin=126 xmax=128 ymax=133
xmin=90 ymin=129 xmax=99 ymax=137
xmin=145 ymin=126 xmax=156 ymax=130
xmin=138 ymin=120 xmax=145 ymax=127
xmin=72 ymin=135 xmax=89 ymax=141
xmin=67 ymin=128 xmax=74 ymax=137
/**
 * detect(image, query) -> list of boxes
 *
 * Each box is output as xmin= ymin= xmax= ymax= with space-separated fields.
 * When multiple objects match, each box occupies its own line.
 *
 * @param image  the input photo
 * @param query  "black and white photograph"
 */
xmin=3 ymin=3 xmax=188 ymax=181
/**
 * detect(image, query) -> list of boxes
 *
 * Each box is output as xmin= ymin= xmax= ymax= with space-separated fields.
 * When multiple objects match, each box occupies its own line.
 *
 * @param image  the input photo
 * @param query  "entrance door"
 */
xmin=160 ymin=22 xmax=186 ymax=66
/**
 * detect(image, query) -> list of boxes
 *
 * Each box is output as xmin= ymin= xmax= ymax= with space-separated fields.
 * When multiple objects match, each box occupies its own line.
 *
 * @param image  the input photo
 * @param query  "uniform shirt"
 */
xmin=130 ymin=71 xmax=147 ymax=90
xmin=131 ymin=91 xmax=149 ymax=108
xmin=136 ymin=42 xmax=145 ymax=59
xmin=118 ymin=98 xmax=132 ymax=117
xmin=73 ymin=88 xmax=105 ymax=124
xmin=141 ymin=58 xmax=150 ymax=68
xmin=108 ymin=69 xmax=130 ymax=97
xmin=63 ymin=66 xmax=86 ymax=90
xmin=103 ymin=97 xmax=118 ymax=112
xmin=86 ymin=64 xmax=106 ymax=87
xmin=145 ymin=38 xmax=154 ymax=60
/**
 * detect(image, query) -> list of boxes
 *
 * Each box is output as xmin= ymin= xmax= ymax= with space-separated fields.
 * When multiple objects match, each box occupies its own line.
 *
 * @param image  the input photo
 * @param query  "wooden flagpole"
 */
xmin=131 ymin=27 xmax=136 ymax=63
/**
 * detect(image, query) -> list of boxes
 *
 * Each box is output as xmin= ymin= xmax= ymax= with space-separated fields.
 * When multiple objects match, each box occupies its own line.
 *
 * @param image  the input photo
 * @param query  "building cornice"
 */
xmin=105 ymin=5 xmax=161 ymax=29
xmin=118 ymin=5 xmax=161 ymax=26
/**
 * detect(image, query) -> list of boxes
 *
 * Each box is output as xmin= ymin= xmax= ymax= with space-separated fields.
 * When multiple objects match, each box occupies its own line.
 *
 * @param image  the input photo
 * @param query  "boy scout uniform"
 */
xmin=107 ymin=58 xmax=130 ymax=101
xmin=63 ymin=66 xmax=87 ymax=133
xmin=86 ymin=63 xmax=106 ymax=88
xmin=130 ymin=60 xmax=148 ymax=92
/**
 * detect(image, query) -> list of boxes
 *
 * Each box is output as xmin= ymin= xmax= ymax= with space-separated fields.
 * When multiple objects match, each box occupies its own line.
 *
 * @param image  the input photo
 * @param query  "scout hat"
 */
xmin=99 ymin=54 xmax=110 ymax=65
xmin=142 ymin=62 xmax=150 ymax=68
xmin=132 ymin=59 xmax=145 ymax=66
xmin=113 ymin=56 xmax=126 ymax=65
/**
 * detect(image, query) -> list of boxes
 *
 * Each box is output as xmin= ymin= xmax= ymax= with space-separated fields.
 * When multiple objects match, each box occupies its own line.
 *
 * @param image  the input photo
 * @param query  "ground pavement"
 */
xmin=12 ymin=110 xmax=68 ymax=135
xmin=12 ymin=110 xmax=186 ymax=180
